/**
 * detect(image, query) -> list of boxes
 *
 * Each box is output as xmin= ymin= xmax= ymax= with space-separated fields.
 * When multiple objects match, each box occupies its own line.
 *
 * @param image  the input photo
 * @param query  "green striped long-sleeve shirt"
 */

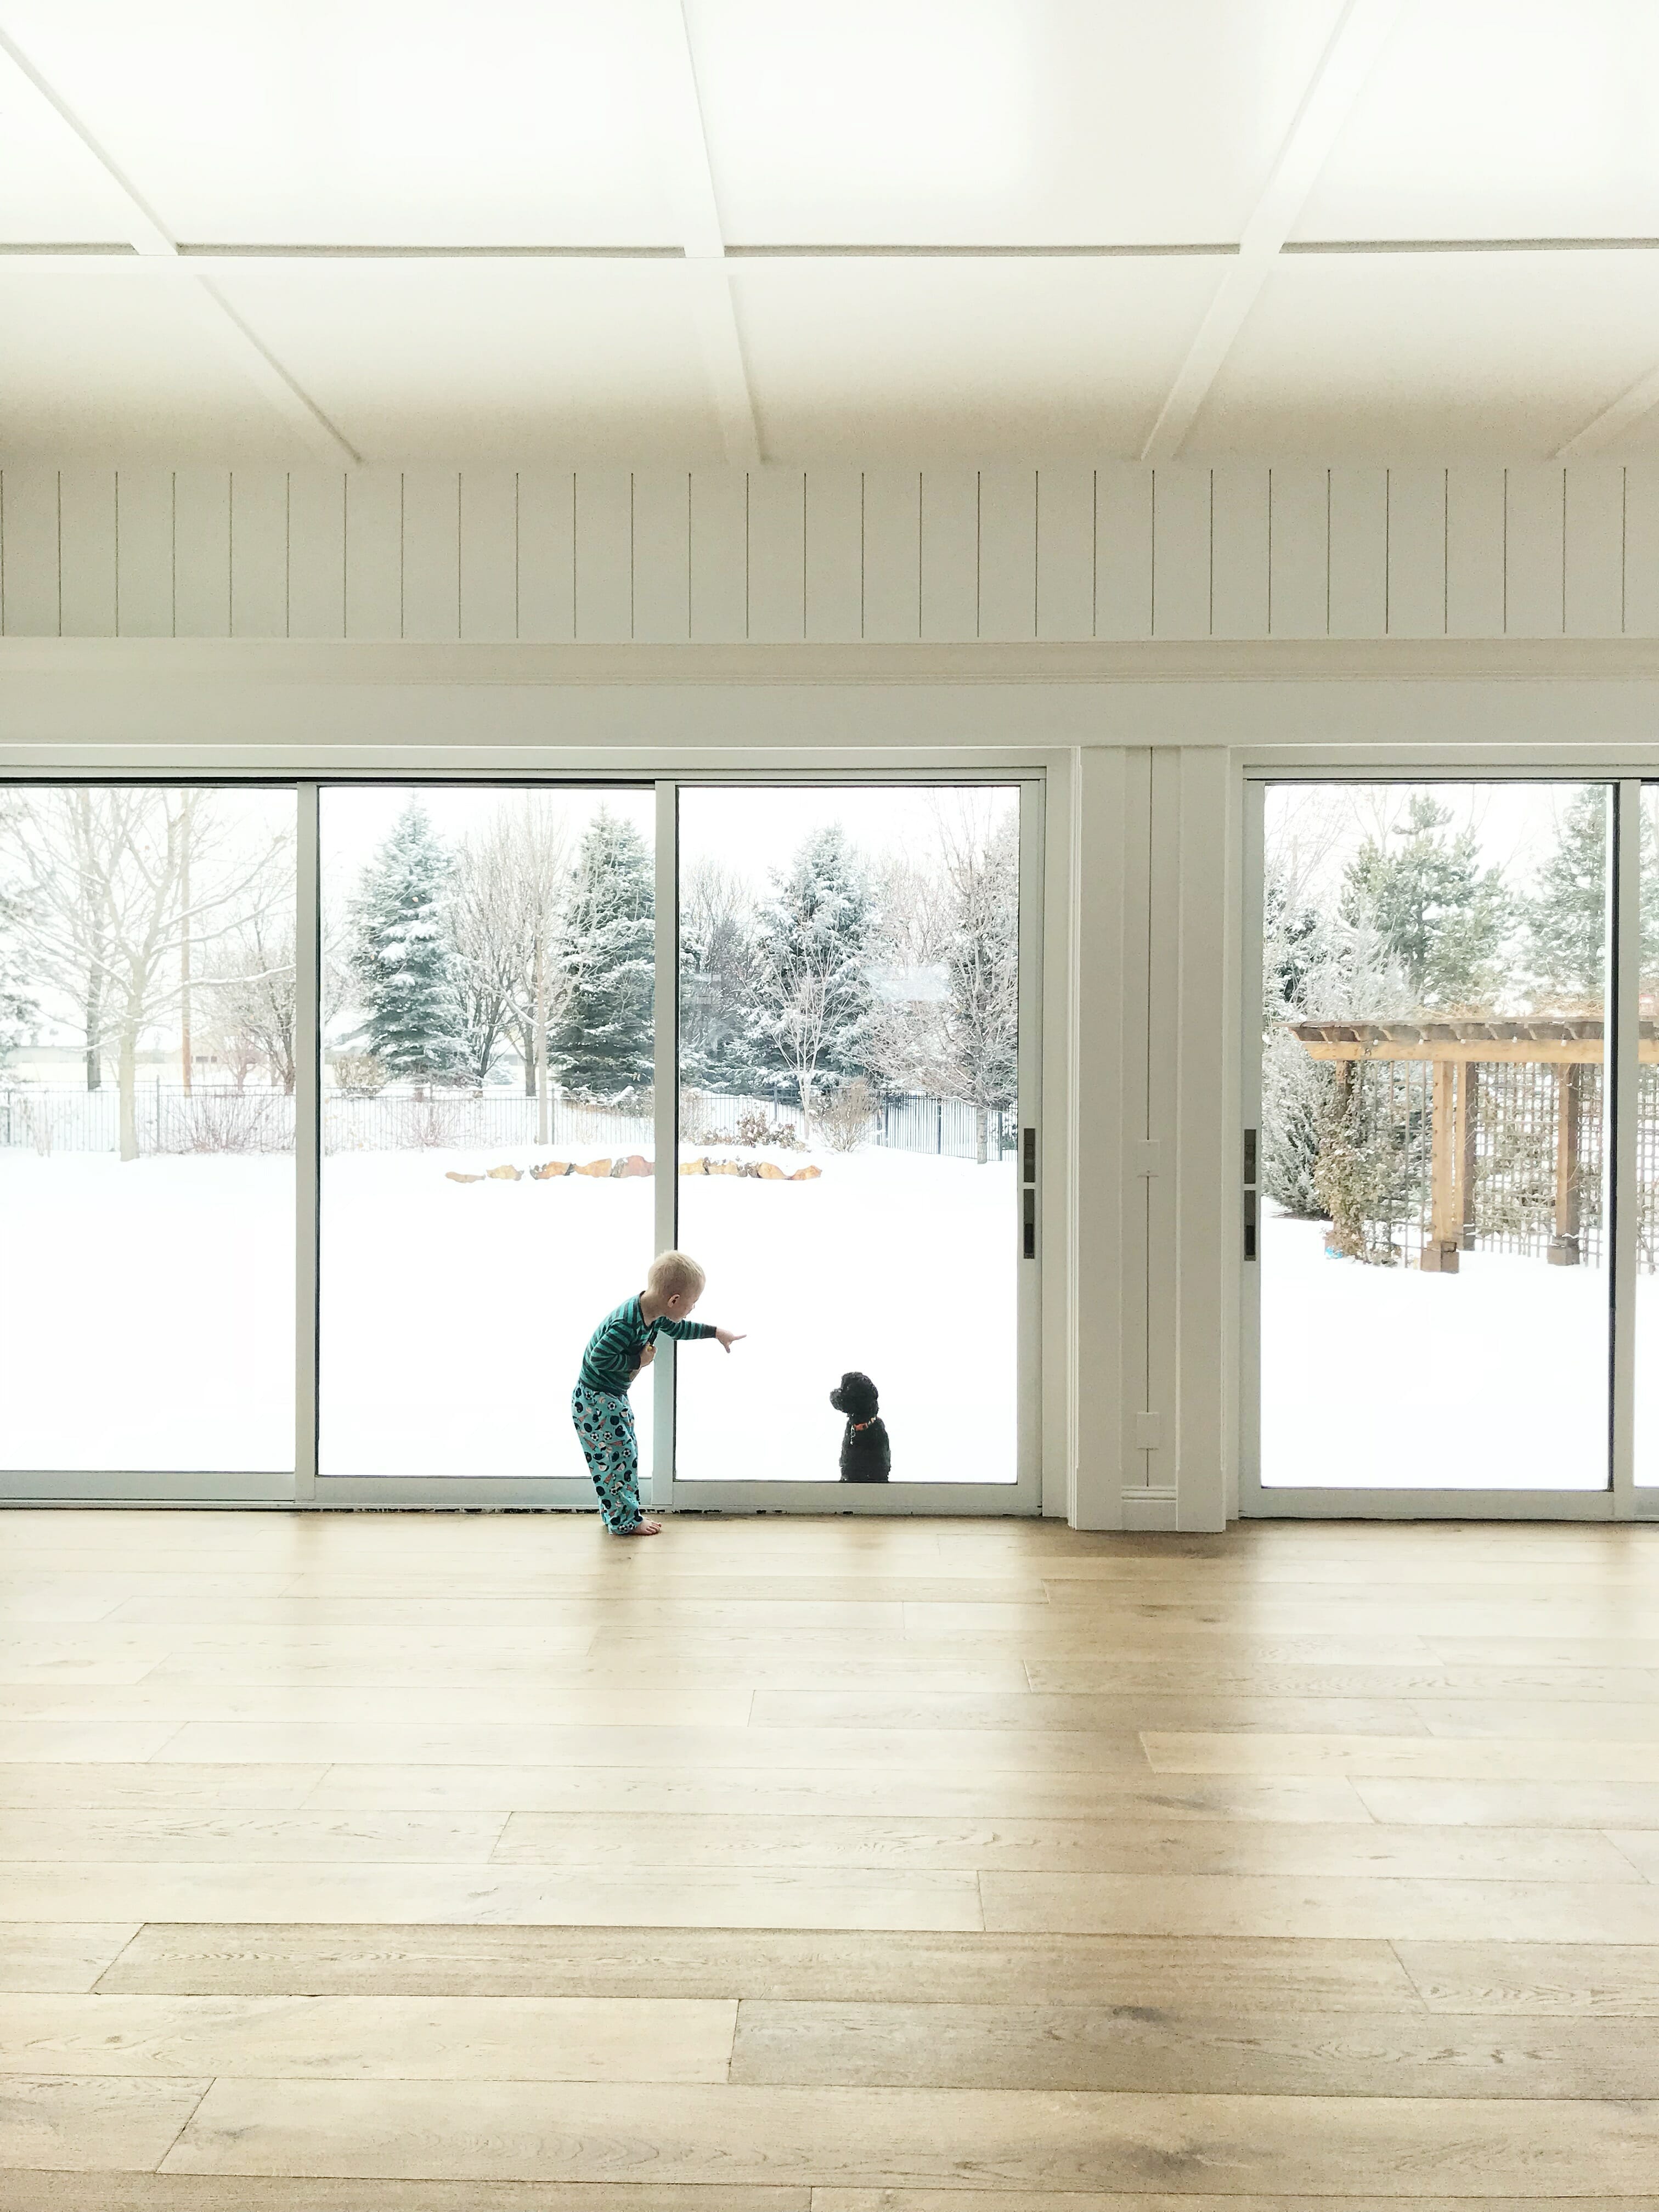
xmin=579 ymin=1296 xmax=716 ymax=1396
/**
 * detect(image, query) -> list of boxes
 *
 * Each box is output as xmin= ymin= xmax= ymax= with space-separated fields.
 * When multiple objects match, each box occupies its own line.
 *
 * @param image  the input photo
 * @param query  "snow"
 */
xmin=1261 ymin=1204 xmax=1613 ymax=1491
xmin=2 ymin=1141 xmax=1017 ymax=1483
xmin=0 ymin=1154 xmax=295 ymax=1471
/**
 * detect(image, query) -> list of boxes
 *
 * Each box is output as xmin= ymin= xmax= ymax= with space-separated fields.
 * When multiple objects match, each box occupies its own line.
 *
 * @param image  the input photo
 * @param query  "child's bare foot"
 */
xmin=612 ymin=1518 xmax=662 ymax=1538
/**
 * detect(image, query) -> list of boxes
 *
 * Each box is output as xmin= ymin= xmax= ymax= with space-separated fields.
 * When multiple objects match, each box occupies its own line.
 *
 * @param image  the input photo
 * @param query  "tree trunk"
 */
xmin=84 ymin=977 xmax=101 ymax=1091
xmin=179 ymin=815 xmax=193 ymax=1095
xmin=534 ymin=933 xmax=549 ymax=1146
xmin=117 ymin=1022 xmax=139 ymax=1161
xmin=975 ymin=1102 xmax=989 ymax=1166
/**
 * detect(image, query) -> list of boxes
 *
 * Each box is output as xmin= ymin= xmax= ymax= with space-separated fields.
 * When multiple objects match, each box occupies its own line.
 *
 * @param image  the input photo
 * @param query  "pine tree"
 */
xmin=347 ymin=801 xmax=469 ymax=1088
xmin=549 ymin=808 xmax=655 ymax=1097
xmin=1524 ymin=786 xmax=1659 ymax=1005
xmin=0 ymin=872 xmax=34 ymax=1069
xmin=1339 ymin=793 xmax=1508 ymax=1009
xmin=748 ymin=823 xmax=873 ymax=1125
xmin=678 ymin=859 xmax=759 ymax=1094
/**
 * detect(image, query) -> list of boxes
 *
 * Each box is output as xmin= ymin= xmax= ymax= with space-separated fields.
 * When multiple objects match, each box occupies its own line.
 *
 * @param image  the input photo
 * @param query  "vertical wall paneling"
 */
xmin=631 ymin=471 xmax=692 ymax=644
xmin=286 ymin=470 xmax=346 ymax=640
xmin=1094 ymin=464 xmax=1153 ymax=640
xmin=57 ymin=468 xmax=117 ymax=638
xmin=919 ymin=466 xmax=979 ymax=642
xmin=1117 ymin=746 xmax=1153 ymax=1515
xmin=1564 ymin=464 xmax=1625 ymax=639
xmin=1267 ymin=465 xmax=1328 ymax=638
xmin=1151 ymin=466 xmax=1210 ymax=640
xmin=172 ymin=469 xmax=230 ymax=639
xmin=1142 ymin=747 xmax=1182 ymax=1504
xmin=1327 ymin=467 xmax=1387 ymax=639
xmin=459 ymin=470 xmax=519 ymax=642
xmin=114 ymin=467 xmax=174 ymax=639
xmin=1386 ymin=467 xmax=1446 ymax=637
xmin=978 ymin=466 xmax=1038 ymax=641
xmin=1624 ymin=463 xmax=1659 ymax=638
xmin=688 ymin=469 xmax=748 ymax=642
xmin=516 ymin=471 xmax=576 ymax=643
xmin=345 ymin=469 xmax=404 ymax=641
xmin=861 ymin=467 xmax=922 ymax=642
xmin=1208 ymin=465 xmax=1269 ymax=640
xmin=1504 ymin=465 xmax=1566 ymax=637
xmin=1073 ymin=745 xmax=1130 ymax=1526
xmin=803 ymin=466 xmax=864 ymax=642
xmin=574 ymin=469 xmax=635 ymax=644
xmin=400 ymin=469 xmax=461 ymax=643
xmin=746 ymin=467 xmax=806 ymax=642
xmin=0 ymin=467 xmax=60 ymax=635
xmin=1035 ymin=469 xmax=1094 ymax=642
xmin=230 ymin=471 xmax=289 ymax=639
xmin=1444 ymin=465 xmax=1505 ymax=637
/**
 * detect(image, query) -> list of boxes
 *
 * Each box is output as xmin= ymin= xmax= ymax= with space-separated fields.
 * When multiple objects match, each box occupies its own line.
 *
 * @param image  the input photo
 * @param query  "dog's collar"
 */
xmin=849 ymin=1416 xmax=877 ymax=1434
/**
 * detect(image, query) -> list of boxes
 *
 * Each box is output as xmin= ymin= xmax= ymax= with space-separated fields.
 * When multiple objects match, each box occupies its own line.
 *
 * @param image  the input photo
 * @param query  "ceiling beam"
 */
xmin=1138 ymin=0 xmax=1406 ymax=462
xmin=0 ymin=22 xmax=358 ymax=464
xmin=635 ymin=0 xmax=762 ymax=467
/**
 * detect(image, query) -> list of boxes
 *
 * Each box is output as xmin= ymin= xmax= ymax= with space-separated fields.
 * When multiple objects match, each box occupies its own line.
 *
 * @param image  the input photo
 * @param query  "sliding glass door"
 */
xmin=1244 ymin=777 xmax=1637 ymax=1514
xmin=0 ymin=785 xmax=297 ymax=1491
xmin=0 ymin=774 xmax=1038 ymax=1510
xmin=668 ymin=783 xmax=1036 ymax=1502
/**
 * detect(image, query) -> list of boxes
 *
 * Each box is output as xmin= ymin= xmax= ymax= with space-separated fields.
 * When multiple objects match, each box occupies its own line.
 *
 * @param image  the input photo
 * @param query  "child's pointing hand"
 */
xmin=715 ymin=1328 xmax=745 ymax=1353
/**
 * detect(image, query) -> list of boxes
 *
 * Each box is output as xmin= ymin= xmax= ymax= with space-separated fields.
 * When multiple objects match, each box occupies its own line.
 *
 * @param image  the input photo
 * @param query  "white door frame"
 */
xmin=1240 ymin=766 xmax=1650 ymax=1522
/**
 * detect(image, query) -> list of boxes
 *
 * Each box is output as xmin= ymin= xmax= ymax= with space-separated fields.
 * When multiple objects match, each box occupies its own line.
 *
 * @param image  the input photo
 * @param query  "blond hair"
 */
xmin=647 ymin=1249 xmax=706 ymax=1302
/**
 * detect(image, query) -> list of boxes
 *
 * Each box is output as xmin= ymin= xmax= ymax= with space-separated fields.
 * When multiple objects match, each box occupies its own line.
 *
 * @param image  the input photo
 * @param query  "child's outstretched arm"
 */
xmin=658 ymin=1318 xmax=744 ymax=1353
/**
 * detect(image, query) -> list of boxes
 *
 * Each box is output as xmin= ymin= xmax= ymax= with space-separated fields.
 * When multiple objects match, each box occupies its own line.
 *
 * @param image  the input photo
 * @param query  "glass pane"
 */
xmin=318 ymin=787 xmax=656 ymax=1479
xmin=0 ymin=785 xmax=296 ymax=1471
xmin=675 ymin=784 xmax=1020 ymax=1485
xmin=1260 ymin=782 xmax=1610 ymax=1491
xmin=1635 ymin=787 xmax=1659 ymax=1489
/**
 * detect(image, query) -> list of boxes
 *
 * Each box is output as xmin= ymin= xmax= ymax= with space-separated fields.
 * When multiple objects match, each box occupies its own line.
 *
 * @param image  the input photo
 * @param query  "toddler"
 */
xmin=572 ymin=1250 xmax=742 ymax=1536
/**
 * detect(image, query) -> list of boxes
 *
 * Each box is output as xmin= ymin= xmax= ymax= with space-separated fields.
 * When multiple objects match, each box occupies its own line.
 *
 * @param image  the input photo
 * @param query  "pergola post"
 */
xmin=1423 ymin=1057 xmax=1460 ymax=1273
xmin=1548 ymin=1062 xmax=1582 ymax=1266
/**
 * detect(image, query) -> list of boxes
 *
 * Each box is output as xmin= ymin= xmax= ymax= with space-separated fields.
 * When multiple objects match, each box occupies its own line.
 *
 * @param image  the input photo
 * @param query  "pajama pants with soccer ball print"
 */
xmin=571 ymin=1382 xmax=644 ymax=1533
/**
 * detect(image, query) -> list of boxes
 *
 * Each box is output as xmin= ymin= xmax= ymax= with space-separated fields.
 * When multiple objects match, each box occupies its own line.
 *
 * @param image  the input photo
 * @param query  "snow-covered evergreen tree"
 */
xmin=1339 ymin=792 xmax=1508 ymax=1009
xmin=0 ymin=868 xmax=35 ymax=1069
xmin=549 ymin=808 xmax=654 ymax=1096
xmin=938 ymin=811 xmax=1018 ymax=1162
xmin=748 ymin=823 xmax=873 ymax=1125
xmin=347 ymin=801 xmax=469 ymax=1088
xmin=1525 ymin=786 xmax=1659 ymax=1005
xmin=678 ymin=859 xmax=759 ymax=1093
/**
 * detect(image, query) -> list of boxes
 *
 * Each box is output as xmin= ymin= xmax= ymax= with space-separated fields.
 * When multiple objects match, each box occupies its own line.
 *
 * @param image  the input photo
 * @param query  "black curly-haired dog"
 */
xmin=830 ymin=1370 xmax=890 ymax=1483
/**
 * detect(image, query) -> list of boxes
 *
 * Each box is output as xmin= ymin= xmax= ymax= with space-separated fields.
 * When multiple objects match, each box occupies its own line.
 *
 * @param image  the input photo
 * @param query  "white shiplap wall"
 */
xmin=2 ymin=461 xmax=1656 ymax=642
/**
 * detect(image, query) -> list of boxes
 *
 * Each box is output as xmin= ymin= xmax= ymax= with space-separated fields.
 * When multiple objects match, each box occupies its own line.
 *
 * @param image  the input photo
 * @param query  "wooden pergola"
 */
xmin=1291 ymin=1018 xmax=1629 ymax=1274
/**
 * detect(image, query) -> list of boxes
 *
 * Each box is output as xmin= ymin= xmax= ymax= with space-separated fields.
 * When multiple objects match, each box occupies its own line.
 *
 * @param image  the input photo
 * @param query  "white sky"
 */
xmin=1265 ymin=780 xmax=1607 ymax=910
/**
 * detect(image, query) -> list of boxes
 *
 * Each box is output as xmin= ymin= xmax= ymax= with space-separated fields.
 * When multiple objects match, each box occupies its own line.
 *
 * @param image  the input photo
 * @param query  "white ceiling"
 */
xmin=1 ymin=0 xmax=1658 ymax=462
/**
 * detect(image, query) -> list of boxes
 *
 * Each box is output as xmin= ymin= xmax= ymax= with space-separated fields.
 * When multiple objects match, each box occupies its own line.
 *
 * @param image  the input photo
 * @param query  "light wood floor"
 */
xmin=3 ymin=1509 xmax=1659 ymax=2208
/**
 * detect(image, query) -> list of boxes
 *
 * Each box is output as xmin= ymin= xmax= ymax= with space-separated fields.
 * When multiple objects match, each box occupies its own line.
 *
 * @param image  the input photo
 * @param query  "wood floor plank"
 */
xmin=107 ymin=1597 xmax=911 ymax=1629
xmin=1420 ymin=1699 xmax=1659 ymax=1740
xmin=492 ymin=1811 xmax=1637 ymax=1882
xmin=979 ymin=1872 xmax=1659 ymax=1942
xmin=156 ymin=2078 xmax=1659 ymax=2191
xmin=156 ymin=1722 xmax=1153 ymax=1773
xmin=1142 ymin=1731 xmax=1659 ymax=1779
xmin=303 ymin=1765 xmax=1372 ymax=1822
xmin=730 ymin=1996 xmax=1659 ymax=2096
xmin=0 ymin=2073 xmax=212 ymax=2171
xmin=0 ymin=1765 xmax=327 ymax=1811
xmin=0 ymin=1685 xmax=757 ymax=1728
xmin=1354 ymin=1777 xmax=1659 ymax=1826
xmin=814 ymin=2197 xmax=1659 ymax=2211
xmin=0 ymin=1810 xmax=512 ymax=1865
xmin=0 ymin=1993 xmax=737 ymax=2081
xmin=1024 ymin=1656 xmax=1659 ymax=1699
xmin=144 ymin=1653 xmax=1035 ymax=1691
xmin=94 ymin=1925 xmax=1422 ymax=2011
xmin=0 ymin=1861 xmax=984 ymax=1931
xmin=1397 ymin=1941 xmax=1659 ymax=2015
xmin=0 ymin=1723 xmax=184 ymax=1763
xmin=747 ymin=1691 xmax=1431 ymax=1735
xmin=0 ymin=1925 xmax=139 ymax=1994
xmin=0 ymin=2174 xmax=808 ymax=2209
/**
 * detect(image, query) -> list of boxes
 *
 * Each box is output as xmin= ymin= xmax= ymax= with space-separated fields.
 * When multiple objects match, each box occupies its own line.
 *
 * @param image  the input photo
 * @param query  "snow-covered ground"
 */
xmin=1261 ymin=1204 xmax=1614 ymax=1491
xmin=0 ymin=1154 xmax=295 ymax=1471
xmin=2 ymin=1142 xmax=1017 ymax=1483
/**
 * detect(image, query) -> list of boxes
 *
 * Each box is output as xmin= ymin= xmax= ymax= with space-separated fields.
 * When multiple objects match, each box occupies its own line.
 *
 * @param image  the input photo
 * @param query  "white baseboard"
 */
xmin=1120 ymin=1483 xmax=1181 ymax=1531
